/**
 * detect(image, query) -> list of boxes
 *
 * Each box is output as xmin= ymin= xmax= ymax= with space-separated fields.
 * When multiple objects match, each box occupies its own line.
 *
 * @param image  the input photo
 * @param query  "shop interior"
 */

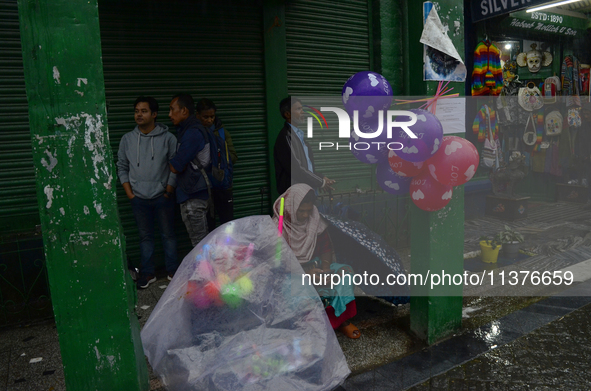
xmin=466 ymin=2 xmax=591 ymax=206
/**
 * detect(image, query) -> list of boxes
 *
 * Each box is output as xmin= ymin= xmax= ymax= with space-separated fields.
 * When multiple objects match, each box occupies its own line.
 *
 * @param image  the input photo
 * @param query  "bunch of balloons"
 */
xmin=343 ymin=71 xmax=479 ymax=211
xmin=185 ymin=243 xmax=255 ymax=309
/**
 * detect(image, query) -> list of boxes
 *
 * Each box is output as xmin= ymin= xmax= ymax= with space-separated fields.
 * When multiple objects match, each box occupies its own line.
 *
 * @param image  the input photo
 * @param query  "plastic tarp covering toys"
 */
xmin=141 ymin=216 xmax=350 ymax=390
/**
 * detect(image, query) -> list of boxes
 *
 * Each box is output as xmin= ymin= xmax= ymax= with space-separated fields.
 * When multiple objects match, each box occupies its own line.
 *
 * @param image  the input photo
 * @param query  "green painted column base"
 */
xmin=410 ymin=188 xmax=464 ymax=345
xmin=411 ymin=296 xmax=463 ymax=344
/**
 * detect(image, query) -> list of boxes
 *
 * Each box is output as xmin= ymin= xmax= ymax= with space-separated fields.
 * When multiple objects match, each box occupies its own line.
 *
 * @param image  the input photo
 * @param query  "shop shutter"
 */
xmin=0 ymin=0 xmax=40 ymax=234
xmin=285 ymin=0 xmax=374 ymax=190
xmin=98 ymin=0 xmax=269 ymax=260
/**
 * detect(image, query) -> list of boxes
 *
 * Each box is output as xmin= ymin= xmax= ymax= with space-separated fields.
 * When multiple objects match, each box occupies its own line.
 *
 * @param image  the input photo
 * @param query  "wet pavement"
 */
xmin=2 ymin=283 xmax=590 ymax=390
xmin=341 ymin=280 xmax=591 ymax=390
xmin=0 ymin=201 xmax=590 ymax=390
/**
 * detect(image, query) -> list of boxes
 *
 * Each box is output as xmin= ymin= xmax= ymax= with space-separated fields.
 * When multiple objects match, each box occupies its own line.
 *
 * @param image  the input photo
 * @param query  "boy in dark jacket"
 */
xmin=196 ymin=98 xmax=238 ymax=230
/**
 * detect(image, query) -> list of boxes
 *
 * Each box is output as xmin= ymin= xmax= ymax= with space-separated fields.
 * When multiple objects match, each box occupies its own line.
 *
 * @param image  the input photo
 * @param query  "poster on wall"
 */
xmin=435 ymin=97 xmax=466 ymax=134
xmin=421 ymin=2 xmax=467 ymax=82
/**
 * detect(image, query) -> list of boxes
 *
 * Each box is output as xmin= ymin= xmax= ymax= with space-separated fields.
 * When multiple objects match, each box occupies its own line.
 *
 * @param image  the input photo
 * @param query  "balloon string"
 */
xmin=394 ymin=81 xmax=458 ymax=115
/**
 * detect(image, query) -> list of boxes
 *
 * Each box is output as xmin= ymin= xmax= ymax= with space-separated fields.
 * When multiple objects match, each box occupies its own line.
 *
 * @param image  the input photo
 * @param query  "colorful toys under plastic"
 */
xmin=185 ymin=242 xmax=256 ymax=309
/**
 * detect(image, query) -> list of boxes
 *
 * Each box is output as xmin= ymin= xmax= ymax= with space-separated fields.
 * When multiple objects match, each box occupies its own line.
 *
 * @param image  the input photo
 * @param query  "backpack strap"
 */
xmin=194 ymin=126 xmax=215 ymax=218
xmin=216 ymin=127 xmax=231 ymax=165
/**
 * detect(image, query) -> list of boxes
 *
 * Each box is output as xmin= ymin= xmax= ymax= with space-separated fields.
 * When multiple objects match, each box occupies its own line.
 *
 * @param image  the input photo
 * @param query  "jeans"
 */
xmin=131 ymin=194 xmax=178 ymax=276
xmin=180 ymin=198 xmax=209 ymax=247
xmin=206 ymin=188 xmax=234 ymax=231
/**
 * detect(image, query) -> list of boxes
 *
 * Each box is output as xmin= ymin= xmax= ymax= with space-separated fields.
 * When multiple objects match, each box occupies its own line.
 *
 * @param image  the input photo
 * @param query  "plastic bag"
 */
xmin=141 ymin=216 xmax=350 ymax=391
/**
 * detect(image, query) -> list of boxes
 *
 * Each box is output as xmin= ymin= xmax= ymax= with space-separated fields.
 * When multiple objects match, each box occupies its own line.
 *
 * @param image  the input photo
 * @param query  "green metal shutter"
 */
xmin=285 ymin=0 xmax=374 ymax=190
xmin=98 ymin=1 xmax=269 ymax=260
xmin=0 ymin=0 xmax=40 ymax=234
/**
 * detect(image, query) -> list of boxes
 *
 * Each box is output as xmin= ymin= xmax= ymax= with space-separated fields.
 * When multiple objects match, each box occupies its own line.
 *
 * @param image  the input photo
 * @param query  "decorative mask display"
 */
xmin=516 ymin=44 xmax=552 ymax=73
xmin=503 ymin=61 xmax=518 ymax=83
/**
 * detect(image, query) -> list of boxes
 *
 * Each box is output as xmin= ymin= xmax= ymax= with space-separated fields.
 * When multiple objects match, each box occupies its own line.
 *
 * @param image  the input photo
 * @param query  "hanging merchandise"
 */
xmin=516 ymin=44 xmax=552 ymax=74
xmin=543 ymin=76 xmax=561 ymax=105
xmin=476 ymin=106 xmax=500 ymax=169
xmin=518 ymin=81 xmax=544 ymax=112
xmin=549 ymin=142 xmax=562 ymax=177
xmin=561 ymin=55 xmax=581 ymax=107
xmin=497 ymin=63 xmax=528 ymax=125
xmin=545 ymin=110 xmax=563 ymax=136
xmin=523 ymin=109 xmax=545 ymax=151
xmin=543 ymin=141 xmax=562 ymax=177
xmin=502 ymin=60 xmax=518 ymax=83
xmin=533 ymin=109 xmax=545 ymax=151
xmin=523 ymin=114 xmax=537 ymax=147
xmin=471 ymin=40 xmax=503 ymax=96
xmin=473 ymin=104 xmax=498 ymax=142
xmin=532 ymin=150 xmax=547 ymax=173
xmin=580 ymin=65 xmax=590 ymax=95
xmin=481 ymin=126 xmax=499 ymax=169
xmin=567 ymin=107 xmax=582 ymax=128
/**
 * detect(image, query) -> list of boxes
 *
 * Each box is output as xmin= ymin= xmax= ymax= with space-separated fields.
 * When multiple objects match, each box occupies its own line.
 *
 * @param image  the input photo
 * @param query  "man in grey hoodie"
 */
xmin=117 ymin=96 xmax=179 ymax=289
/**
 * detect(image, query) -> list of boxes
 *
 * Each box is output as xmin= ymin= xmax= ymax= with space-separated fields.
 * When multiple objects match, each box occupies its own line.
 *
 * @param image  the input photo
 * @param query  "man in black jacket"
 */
xmin=273 ymin=96 xmax=335 ymax=195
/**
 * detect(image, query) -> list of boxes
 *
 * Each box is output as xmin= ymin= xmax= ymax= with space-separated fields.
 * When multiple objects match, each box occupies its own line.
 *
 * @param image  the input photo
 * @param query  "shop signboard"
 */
xmin=471 ymin=0 xmax=550 ymax=23
xmin=500 ymin=10 xmax=588 ymax=37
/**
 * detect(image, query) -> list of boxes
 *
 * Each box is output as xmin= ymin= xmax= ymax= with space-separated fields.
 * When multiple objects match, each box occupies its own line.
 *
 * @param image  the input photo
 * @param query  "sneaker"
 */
xmin=137 ymin=274 xmax=156 ymax=289
xmin=167 ymin=273 xmax=174 ymax=281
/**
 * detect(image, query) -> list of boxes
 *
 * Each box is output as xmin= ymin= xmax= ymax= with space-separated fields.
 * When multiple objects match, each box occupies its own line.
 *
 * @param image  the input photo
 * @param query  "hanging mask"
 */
xmin=517 ymin=44 xmax=552 ymax=73
xmin=503 ymin=60 xmax=518 ymax=82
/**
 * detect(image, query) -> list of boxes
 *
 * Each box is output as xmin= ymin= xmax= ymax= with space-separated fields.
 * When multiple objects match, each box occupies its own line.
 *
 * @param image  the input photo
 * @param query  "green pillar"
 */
xmin=409 ymin=190 xmax=464 ymax=344
xmin=263 ymin=0 xmax=288 ymax=204
xmin=403 ymin=0 xmax=465 ymax=344
xmin=371 ymin=0 xmax=405 ymax=96
xmin=17 ymin=0 xmax=148 ymax=389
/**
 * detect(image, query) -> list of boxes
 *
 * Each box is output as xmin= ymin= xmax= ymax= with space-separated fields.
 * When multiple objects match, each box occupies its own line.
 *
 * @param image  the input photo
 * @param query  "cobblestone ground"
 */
xmin=408 ymin=303 xmax=591 ymax=391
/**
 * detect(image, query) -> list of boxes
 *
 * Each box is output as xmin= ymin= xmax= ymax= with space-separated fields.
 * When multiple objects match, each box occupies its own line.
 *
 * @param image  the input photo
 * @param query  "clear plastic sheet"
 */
xmin=141 ymin=216 xmax=350 ymax=391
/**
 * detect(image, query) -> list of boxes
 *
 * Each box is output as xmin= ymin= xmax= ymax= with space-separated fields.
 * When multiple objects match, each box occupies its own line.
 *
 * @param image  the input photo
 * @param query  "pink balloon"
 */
xmin=425 ymin=136 xmax=479 ymax=186
xmin=388 ymin=150 xmax=425 ymax=177
xmin=410 ymin=171 xmax=453 ymax=212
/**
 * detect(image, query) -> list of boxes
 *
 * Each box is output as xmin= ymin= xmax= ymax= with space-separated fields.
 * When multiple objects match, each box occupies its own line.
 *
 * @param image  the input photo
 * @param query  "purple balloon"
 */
xmin=391 ymin=109 xmax=443 ymax=163
xmin=376 ymin=160 xmax=411 ymax=195
xmin=350 ymin=130 xmax=388 ymax=164
xmin=350 ymin=114 xmax=390 ymax=164
xmin=342 ymin=71 xmax=393 ymax=121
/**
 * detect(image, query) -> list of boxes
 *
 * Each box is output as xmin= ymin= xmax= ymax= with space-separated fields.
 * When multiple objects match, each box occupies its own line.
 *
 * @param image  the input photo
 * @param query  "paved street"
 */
xmin=342 ymin=280 xmax=591 ymax=390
